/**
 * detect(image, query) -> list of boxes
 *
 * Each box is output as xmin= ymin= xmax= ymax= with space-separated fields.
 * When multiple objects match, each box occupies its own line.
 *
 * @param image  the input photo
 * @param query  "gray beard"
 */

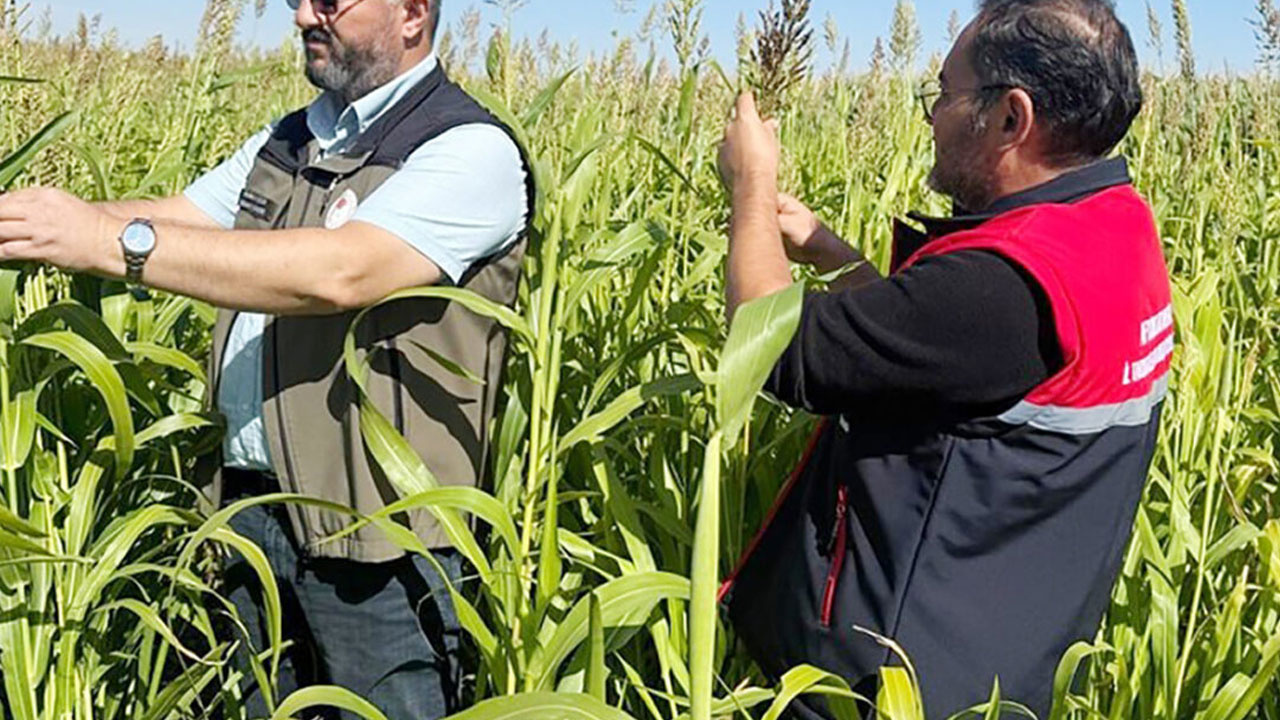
xmin=304 ymin=36 xmax=401 ymax=104
xmin=927 ymin=158 xmax=998 ymax=213
xmin=927 ymin=119 xmax=1000 ymax=212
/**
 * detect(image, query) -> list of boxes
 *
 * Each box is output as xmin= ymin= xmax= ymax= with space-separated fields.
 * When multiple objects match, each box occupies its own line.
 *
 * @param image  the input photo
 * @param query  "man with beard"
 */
xmin=0 ymin=0 xmax=530 ymax=717
xmin=716 ymin=0 xmax=1169 ymax=717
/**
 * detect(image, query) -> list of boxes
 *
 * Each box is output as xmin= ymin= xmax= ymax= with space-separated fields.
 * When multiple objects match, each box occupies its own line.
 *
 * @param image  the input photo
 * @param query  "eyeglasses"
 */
xmin=285 ymin=0 xmax=365 ymax=15
xmin=914 ymin=80 xmax=1016 ymax=123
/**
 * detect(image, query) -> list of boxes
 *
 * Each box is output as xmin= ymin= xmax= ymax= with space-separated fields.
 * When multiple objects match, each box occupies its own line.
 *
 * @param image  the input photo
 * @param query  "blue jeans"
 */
xmin=223 ymin=500 xmax=465 ymax=720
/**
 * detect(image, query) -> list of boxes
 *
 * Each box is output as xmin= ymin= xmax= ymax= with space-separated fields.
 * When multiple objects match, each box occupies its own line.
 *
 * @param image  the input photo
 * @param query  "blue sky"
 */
xmin=38 ymin=1 xmax=1271 ymax=75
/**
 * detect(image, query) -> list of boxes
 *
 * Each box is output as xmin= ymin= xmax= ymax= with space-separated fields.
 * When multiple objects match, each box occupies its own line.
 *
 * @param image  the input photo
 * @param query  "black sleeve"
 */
xmin=764 ymin=249 xmax=1063 ymax=419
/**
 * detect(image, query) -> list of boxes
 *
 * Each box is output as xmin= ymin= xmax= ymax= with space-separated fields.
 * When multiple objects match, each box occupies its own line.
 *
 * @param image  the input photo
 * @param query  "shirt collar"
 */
xmin=891 ymin=157 xmax=1133 ymax=270
xmin=907 ymin=156 xmax=1133 ymax=237
xmin=306 ymin=52 xmax=439 ymax=155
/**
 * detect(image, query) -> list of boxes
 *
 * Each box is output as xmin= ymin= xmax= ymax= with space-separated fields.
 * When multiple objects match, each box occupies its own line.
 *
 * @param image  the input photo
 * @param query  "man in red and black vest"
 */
xmin=716 ymin=0 xmax=1170 ymax=717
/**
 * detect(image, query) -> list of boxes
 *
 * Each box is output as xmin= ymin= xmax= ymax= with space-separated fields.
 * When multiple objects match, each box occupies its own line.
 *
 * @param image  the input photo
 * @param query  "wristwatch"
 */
xmin=119 ymin=218 xmax=157 ymax=284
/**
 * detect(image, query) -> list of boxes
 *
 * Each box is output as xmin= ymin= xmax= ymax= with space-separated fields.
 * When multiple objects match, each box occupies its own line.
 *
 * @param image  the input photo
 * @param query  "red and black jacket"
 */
xmin=721 ymin=158 xmax=1172 ymax=718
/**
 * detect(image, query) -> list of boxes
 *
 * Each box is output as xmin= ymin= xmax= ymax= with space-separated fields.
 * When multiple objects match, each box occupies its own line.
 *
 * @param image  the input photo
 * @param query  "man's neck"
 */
xmin=980 ymin=159 xmax=1088 ymax=212
xmin=396 ymin=45 xmax=433 ymax=78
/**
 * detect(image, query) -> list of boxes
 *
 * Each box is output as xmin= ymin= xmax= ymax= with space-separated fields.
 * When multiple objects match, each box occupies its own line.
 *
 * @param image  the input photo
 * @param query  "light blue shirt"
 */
xmin=184 ymin=53 xmax=528 ymax=471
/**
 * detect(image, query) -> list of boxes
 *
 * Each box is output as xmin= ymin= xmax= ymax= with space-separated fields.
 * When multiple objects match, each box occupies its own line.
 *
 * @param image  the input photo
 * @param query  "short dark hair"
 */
xmin=970 ymin=0 xmax=1143 ymax=165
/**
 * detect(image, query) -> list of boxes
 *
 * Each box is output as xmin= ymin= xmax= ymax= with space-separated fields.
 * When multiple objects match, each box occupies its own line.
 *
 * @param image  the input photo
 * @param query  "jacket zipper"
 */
xmin=820 ymin=483 xmax=850 ymax=628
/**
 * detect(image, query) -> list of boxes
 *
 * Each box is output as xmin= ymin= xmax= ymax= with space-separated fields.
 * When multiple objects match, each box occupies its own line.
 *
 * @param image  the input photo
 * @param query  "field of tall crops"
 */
xmin=0 ymin=2 xmax=1278 ymax=719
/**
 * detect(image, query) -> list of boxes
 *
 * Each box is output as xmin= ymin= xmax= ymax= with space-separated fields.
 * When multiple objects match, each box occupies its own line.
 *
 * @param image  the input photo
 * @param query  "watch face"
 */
xmin=121 ymin=221 xmax=156 ymax=254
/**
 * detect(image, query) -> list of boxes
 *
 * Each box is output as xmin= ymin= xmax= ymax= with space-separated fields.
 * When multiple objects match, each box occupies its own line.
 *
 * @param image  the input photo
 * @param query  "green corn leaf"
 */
xmin=688 ymin=430 xmax=721 ymax=720
xmin=22 ymin=330 xmax=135 ymax=475
xmin=586 ymin=591 xmax=607 ymax=702
xmin=134 ymin=412 xmax=216 ymax=448
xmin=0 ymin=611 xmax=38 ymax=720
xmin=537 ymin=466 xmax=562 ymax=611
xmin=353 ymin=392 xmax=494 ymax=582
xmin=18 ymin=301 xmax=129 ymax=359
xmin=983 ymin=678 xmax=1003 ymax=720
xmin=125 ymin=145 xmax=186 ymax=198
xmin=0 ymin=527 xmax=53 ymax=556
xmin=95 ymin=599 xmax=208 ymax=663
xmin=210 ymin=61 xmax=273 ymax=91
xmin=1199 ymin=579 xmax=1248 ymax=708
xmin=0 ymin=268 xmax=20 ymax=324
xmin=64 ymin=453 xmax=106 ymax=558
xmin=857 ymin=627 xmax=926 ymax=720
xmin=405 ymin=339 xmax=485 ymax=385
xmin=137 ymin=645 xmax=230 ymax=720
xmin=321 ymin=486 xmax=521 ymax=561
xmin=0 ymin=111 xmax=75 ymax=189
xmin=522 ymin=67 xmax=578 ymax=128
xmin=761 ymin=664 xmax=866 ymax=720
xmin=564 ymin=221 xmax=663 ymax=312
xmin=0 ymin=504 xmax=44 ymax=539
xmin=676 ymin=66 xmax=697 ymax=149
xmin=877 ymin=666 xmax=924 ymax=720
xmin=1201 ymin=675 xmax=1253 ymax=720
xmin=72 ymin=505 xmax=194 ymax=619
xmin=1049 ymin=642 xmax=1106 ymax=720
xmin=69 ymin=141 xmax=111 ymax=201
xmin=273 ymin=686 xmax=390 ymax=720
xmin=559 ymin=146 xmax=600 ymax=232
xmin=443 ymin=692 xmax=638 ymax=720
xmin=0 ymin=389 xmax=37 ymax=472
xmin=706 ymin=686 xmax=779 ymax=717
xmin=341 ymin=291 xmax=494 ymax=582
xmin=1204 ymin=522 xmax=1260 ymax=570
xmin=127 ymin=341 xmax=207 ymax=385
xmin=1200 ymin=629 xmax=1280 ymax=720
xmin=559 ymin=374 xmax=702 ymax=453
xmin=205 ymin=526 xmax=286 ymax=690
xmin=717 ymin=282 xmax=805 ymax=449
xmin=1264 ymin=520 xmax=1280 ymax=590
xmin=533 ymin=572 xmax=691 ymax=691
xmin=631 ymin=134 xmax=707 ymax=201
xmin=347 ymin=288 xmax=533 ymax=376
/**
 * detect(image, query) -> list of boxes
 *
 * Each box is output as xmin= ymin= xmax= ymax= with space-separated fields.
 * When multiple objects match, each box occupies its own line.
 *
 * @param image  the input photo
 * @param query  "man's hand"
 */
xmin=777 ymin=192 xmax=861 ymax=273
xmin=777 ymin=192 xmax=823 ymax=262
xmin=0 ymin=187 xmax=121 ymax=275
xmin=718 ymin=93 xmax=780 ymax=193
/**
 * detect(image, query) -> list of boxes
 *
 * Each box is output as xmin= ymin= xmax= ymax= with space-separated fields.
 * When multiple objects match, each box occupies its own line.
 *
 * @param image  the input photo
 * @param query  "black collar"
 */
xmin=892 ymin=157 xmax=1133 ymax=267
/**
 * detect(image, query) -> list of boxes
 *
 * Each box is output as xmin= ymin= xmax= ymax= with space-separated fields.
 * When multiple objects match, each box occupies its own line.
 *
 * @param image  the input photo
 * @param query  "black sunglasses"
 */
xmin=285 ymin=0 xmax=355 ymax=14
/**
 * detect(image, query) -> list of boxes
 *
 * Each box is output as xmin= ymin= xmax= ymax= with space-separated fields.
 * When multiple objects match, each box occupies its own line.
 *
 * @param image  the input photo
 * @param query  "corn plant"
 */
xmin=1 ymin=5 xmax=1278 ymax=720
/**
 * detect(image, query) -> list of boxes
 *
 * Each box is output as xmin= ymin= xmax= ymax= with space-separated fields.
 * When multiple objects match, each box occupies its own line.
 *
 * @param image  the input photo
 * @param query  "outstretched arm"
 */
xmin=717 ymin=93 xmax=793 ymax=321
xmin=0 ymin=187 xmax=441 ymax=314
xmin=97 ymin=195 xmax=223 ymax=229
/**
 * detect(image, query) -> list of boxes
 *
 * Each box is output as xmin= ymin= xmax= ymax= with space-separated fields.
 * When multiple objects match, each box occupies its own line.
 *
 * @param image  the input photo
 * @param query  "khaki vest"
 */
xmin=203 ymin=68 xmax=532 ymax=562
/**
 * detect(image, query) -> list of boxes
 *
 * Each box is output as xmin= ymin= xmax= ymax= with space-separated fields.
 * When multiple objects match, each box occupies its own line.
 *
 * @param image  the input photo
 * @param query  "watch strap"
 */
xmin=125 ymin=253 xmax=147 ymax=284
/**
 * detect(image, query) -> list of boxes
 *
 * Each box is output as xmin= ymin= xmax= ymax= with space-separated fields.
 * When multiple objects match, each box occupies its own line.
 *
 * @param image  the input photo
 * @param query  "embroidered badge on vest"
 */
xmin=325 ymin=189 xmax=360 ymax=230
xmin=237 ymin=189 xmax=276 ymax=222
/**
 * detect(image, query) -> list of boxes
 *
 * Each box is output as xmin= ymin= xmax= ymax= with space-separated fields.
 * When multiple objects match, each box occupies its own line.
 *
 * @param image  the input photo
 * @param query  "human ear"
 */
xmin=1000 ymin=88 xmax=1035 ymax=149
xmin=401 ymin=0 xmax=430 ymax=41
